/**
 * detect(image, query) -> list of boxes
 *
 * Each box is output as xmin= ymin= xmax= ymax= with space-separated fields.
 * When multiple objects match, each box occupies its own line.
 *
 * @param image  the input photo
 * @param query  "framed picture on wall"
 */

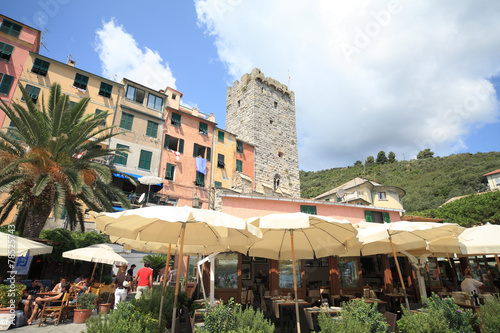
xmin=241 ymin=264 xmax=252 ymax=280
xmin=320 ymin=257 xmax=329 ymax=267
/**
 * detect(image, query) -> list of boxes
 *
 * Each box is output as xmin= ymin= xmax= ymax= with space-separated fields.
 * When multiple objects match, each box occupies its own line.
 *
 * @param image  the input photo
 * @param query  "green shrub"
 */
xmin=397 ymin=294 xmax=475 ymax=333
xmin=77 ymin=292 xmax=98 ymax=310
xmin=198 ymin=298 xmax=237 ymax=332
xmin=318 ymin=299 xmax=387 ymax=333
xmin=231 ymin=306 xmax=274 ymax=333
xmin=85 ymin=301 xmax=158 ymax=333
xmin=478 ymin=296 xmax=500 ymax=333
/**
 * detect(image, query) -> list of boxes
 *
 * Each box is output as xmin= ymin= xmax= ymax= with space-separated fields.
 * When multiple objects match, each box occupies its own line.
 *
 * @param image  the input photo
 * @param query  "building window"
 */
xmin=125 ymin=85 xmax=145 ymax=104
xmin=278 ymin=151 xmax=284 ymax=158
xmin=193 ymin=143 xmax=211 ymax=161
xmin=119 ymin=112 xmax=134 ymax=130
xmin=98 ymin=82 xmax=113 ymax=98
xmin=31 ymin=58 xmax=50 ymax=76
xmin=364 ymin=210 xmax=389 ymax=223
xmin=217 ymin=154 xmax=225 ymax=168
xmin=22 ymin=84 xmax=41 ymax=104
xmin=199 ymin=122 xmax=208 ymax=135
xmin=0 ymin=73 xmax=13 ymax=95
xmin=172 ymin=93 xmax=177 ymax=100
xmin=146 ymin=120 xmax=158 ymax=138
xmin=195 ymin=171 xmax=205 ymax=187
xmin=236 ymin=159 xmax=243 ymax=172
xmin=164 ymin=134 xmax=184 ymax=153
xmin=0 ymin=19 xmax=22 ymax=38
xmin=114 ymin=144 xmax=129 ymax=165
xmin=218 ymin=130 xmax=224 ymax=142
xmin=214 ymin=181 xmax=222 ymax=187
xmin=95 ymin=109 xmax=107 ymax=126
xmin=0 ymin=42 xmax=14 ymax=62
xmin=165 ymin=163 xmax=175 ymax=181
xmin=236 ymin=140 xmax=243 ymax=153
xmin=138 ymin=150 xmax=152 ymax=170
xmin=166 ymin=198 xmax=178 ymax=206
xmin=0 ymin=73 xmax=14 ymax=95
xmin=274 ymin=101 xmax=278 ymax=108
xmin=147 ymin=93 xmax=163 ymax=111
xmin=171 ymin=113 xmax=181 ymax=127
xmin=378 ymin=192 xmax=387 ymax=200
xmin=300 ymin=205 xmax=317 ymax=215
xmin=73 ymin=73 xmax=89 ymax=91
xmin=274 ymin=174 xmax=280 ymax=190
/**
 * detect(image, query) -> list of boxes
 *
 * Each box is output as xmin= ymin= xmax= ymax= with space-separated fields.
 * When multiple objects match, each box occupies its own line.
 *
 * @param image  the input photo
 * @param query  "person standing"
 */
xmin=461 ymin=274 xmax=484 ymax=294
xmin=114 ymin=264 xmax=128 ymax=309
xmin=127 ymin=264 xmax=136 ymax=292
xmin=134 ymin=261 xmax=153 ymax=299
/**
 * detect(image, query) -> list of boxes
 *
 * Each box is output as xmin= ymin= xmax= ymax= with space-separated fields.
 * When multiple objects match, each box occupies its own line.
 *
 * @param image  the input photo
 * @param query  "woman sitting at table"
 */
xmin=27 ymin=282 xmax=70 ymax=325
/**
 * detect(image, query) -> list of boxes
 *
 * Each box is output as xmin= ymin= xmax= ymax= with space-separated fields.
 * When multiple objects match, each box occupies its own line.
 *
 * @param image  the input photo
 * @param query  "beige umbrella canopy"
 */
xmin=247 ymin=212 xmax=360 ymax=333
xmin=94 ymin=205 xmax=261 ymax=333
xmin=429 ymin=223 xmax=500 ymax=255
xmin=0 ymin=232 xmax=53 ymax=257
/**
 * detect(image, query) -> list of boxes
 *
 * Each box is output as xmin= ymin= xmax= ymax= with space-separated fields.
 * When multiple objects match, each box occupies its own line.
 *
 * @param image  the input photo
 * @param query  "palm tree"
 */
xmin=0 ymin=83 xmax=131 ymax=237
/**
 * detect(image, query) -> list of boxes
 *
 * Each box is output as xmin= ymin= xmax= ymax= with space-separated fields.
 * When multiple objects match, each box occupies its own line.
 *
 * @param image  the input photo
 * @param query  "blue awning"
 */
xmin=112 ymin=206 xmax=125 ymax=212
xmin=113 ymin=172 xmax=142 ymax=180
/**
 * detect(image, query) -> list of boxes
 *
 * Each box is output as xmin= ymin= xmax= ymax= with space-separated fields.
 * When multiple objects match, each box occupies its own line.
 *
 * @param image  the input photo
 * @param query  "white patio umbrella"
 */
xmin=247 ymin=212 xmax=360 ymax=333
xmin=62 ymin=243 xmax=128 ymax=281
xmin=0 ymin=232 xmax=53 ymax=257
xmin=349 ymin=221 xmax=465 ymax=309
xmin=94 ymin=205 xmax=261 ymax=333
xmin=138 ymin=175 xmax=163 ymax=204
xmin=429 ymin=223 xmax=500 ymax=255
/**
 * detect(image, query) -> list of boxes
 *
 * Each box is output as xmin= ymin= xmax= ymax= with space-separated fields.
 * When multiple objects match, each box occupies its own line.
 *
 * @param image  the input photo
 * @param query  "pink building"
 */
xmin=0 ymin=15 xmax=40 ymax=126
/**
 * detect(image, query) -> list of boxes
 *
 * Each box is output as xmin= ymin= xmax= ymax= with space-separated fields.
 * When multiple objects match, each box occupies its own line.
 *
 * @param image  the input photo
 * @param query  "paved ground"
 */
xmin=7 ymin=319 xmax=87 ymax=332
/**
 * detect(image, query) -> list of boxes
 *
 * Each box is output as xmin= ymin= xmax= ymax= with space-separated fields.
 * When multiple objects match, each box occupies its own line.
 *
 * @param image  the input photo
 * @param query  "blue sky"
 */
xmin=3 ymin=1 xmax=500 ymax=171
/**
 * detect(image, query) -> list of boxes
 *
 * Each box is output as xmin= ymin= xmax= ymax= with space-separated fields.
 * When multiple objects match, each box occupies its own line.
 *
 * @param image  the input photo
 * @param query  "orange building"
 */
xmin=158 ymin=87 xmax=216 ymax=208
xmin=0 ymin=15 xmax=40 ymax=127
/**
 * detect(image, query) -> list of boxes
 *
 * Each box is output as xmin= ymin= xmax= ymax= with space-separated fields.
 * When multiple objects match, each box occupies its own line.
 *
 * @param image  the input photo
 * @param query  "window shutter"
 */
xmin=365 ymin=211 xmax=373 ymax=222
xmin=383 ymin=212 xmax=390 ymax=223
xmin=164 ymin=134 xmax=170 ymax=148
xmin=206 ymin=147 xmax=211 ymax=161
xmin=179 ymin=139 xmax=184 ymax=153
xmin=165 ymin=163 xmax=173 ymax=179
xmin=193 ymin=143 xmax=199 ymax=157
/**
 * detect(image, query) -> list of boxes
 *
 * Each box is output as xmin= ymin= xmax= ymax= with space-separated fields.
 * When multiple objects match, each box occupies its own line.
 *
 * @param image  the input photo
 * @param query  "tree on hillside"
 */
xmin=366 ymin=156 xmax=375 ymax=165
xmin=412 ymin=191 xmax=500 ymax=227
xmin=354 ymin=160 xmax=362 ymax=166
xmin=376 ymin=151 xmax=388 ymax=164
xmin=417 ymin=148 xmax=434 ymax=159
xmin=0 ymin=83 xmax=131 ymax=238
xmin=388 ymin=151 xmax=396 ymax=163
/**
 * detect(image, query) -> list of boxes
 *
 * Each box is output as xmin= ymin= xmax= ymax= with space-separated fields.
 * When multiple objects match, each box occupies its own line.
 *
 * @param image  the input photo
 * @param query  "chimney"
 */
xmin=67 ymin=55 xmax=75 ymax=67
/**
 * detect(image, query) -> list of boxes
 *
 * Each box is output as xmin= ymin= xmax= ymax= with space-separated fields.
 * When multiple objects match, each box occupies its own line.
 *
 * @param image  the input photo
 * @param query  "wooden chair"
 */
xmin=383 ymin=311 xmax=397 ymax=332
xmin=38 ymin=293 xmax=70 ymax=327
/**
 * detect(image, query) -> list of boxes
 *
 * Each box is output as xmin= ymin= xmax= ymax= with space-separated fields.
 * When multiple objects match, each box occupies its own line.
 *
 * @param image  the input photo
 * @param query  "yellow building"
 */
xmin=314 ymin=177 xmax=406 ymax=220
xmin=4 ymin=52 xmax=122 ymax=149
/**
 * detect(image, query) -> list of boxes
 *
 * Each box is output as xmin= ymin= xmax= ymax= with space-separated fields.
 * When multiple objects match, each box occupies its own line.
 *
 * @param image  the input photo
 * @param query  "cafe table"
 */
xmin=304 ymin=306 xmax=342 ymax=331
xmin=272 ymin=299 xmax=311 ymax=332
xmin=36 ymin=292 xmax=59 ymax=297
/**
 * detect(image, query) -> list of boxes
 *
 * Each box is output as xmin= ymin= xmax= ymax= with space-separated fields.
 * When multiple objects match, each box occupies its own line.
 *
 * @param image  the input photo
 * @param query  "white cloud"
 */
xmin=195 ymin=0 xmax=500 ymax=170
xmin=94 ymin=19 xmax=176 ymax=91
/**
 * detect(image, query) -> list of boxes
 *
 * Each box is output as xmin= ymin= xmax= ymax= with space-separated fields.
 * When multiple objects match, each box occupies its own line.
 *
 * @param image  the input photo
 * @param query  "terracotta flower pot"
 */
xmin=73 ymin=309 xmax=92 ymax=324
xmin=99 ymin=303 xmax=112 ymax=314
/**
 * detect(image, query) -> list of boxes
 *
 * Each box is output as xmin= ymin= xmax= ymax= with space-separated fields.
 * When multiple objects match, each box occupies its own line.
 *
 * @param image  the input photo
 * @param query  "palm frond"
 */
xmin=31 ymin=174 xmax=52 ymax=196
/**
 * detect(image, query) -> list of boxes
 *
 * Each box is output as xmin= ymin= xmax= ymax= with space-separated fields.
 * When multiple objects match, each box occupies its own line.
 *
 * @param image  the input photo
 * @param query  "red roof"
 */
xmin=483 ymin=169 xmax=500 ymax=177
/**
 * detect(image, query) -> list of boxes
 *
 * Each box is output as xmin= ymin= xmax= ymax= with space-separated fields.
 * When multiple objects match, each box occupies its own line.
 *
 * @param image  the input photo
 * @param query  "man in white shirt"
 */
xmin=461 ymin=274 xmax=483 ymax=294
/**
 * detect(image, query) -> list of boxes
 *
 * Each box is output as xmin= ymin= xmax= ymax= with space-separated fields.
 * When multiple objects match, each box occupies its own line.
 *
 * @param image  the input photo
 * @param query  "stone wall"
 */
xmin=226 ymin=68 xmax=300 ymax=197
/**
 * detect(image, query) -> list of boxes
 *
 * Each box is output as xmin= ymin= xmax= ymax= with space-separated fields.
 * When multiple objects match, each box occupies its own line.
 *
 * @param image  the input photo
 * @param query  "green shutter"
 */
xmin=0 ymin=74 xmax=14 ymax=95
xmin=164 ymin=134 xmax=170 ymax=148
xmin=171 ymin=113 xmax=181 ymax=126
xmin=218 ymin=131 xmax=224 ymax=142
xmin=214 ymin=181 xmax=222 ymax=187
xmin=0 ymin=42 xmax=14 ymax=61
xmin=206 ymin=147 xmax=211 ymax=161
xmin=383 ymin=212 xmax=391 ymax=223
xmin=32 ymin=58 xmax=50 ymax=76
xmin=0 ymin=20 xmax=22 ymax=38
xmin=195 ymin=171 xmax=205 ymax=186
xmin=165 ymin=163 xmax=174 ymax=180
xmin=193 ymin=143 xmax=199 ymax=157
xmin=120 ymin=113 xmax=134 ymax=130
xmin=365 ymin=211 xmax=373 ymax=222
xmin=237 ymin=140 xmax=243 ymax=153
xmin=99 ymin=82 xmax=112 ymax=98
xmin=73 ymin=73 xmax=89 ymax=90
xmin=146 ymin=121 xmax=158 ymax=137
xmin=236 ymin=159 xmax=243 ymax=172
xmin=178 ymin=139 xmax=184 ymax=154
xmin=114 ymin=144 xmax=129 ymax=165
xmin=300 ymin=205 xmax=317 ymax=215
xmin=138 ymin=150 xmax=152 ymax=170
xmin=199 ymin=122 xmax=208 ymax=135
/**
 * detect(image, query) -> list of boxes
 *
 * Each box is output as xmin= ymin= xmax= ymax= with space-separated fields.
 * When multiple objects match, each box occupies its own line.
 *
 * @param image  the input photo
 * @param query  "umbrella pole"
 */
xmin=290 ymin=230 xmax=301 ymax=333
xmin=99 ymin=263 xmax=104 ymax=283
xmin=171 ymin=224 xmax=186 ymax=333
xmin=388 ymin=232 xmax=410 ymax=312
xmin=159 ymin=243 xmax=172 ymax=330
xmin=495 ymin=255 xmax=500 ymax=271
xmin=90 ymin=262 xmax=98 ymax=282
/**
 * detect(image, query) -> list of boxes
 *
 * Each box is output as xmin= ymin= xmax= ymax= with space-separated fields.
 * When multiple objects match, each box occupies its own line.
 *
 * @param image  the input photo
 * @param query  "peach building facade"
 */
xmin=158 ymin=87 xmax=216 ymax=208
xmin=0 ymin=15 xmax=40 ymax=126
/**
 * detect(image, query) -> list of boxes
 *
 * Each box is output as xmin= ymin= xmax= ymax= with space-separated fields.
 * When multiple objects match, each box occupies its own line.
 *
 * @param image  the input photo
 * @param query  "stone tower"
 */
xmin=226 ymin=68 xmax=300 ymax=197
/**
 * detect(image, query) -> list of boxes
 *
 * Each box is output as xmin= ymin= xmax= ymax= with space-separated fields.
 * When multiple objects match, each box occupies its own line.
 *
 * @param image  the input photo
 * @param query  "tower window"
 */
xmin=274 ymin=101 xmax=278 ymax=108
xmin=278 ymin=151 xmax=284 ymax=158
xmin=238 ymin=100 xmax=240 ymax=107
xmin=274 ymin=174 xmax=280 ymax=191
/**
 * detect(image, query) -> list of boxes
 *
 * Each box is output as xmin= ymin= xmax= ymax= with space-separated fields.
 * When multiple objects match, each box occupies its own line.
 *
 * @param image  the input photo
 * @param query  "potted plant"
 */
xmin=73 ymin=292 xmax=97 ymax=324
xmin=0 ymin=284 xmax=26 ymax=312
xmin=97 ymin=292 xmax=113 ymax=314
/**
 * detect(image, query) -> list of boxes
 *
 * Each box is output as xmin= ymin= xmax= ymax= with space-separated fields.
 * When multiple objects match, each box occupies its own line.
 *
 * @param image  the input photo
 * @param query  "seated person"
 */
xmin=52 ymin=278 xmax=67 ymax=293
xmin=29 ymin=279 xmax=44 ymax=294
xmin=27 ymin=282 xmax=70 ymax=325
xmin=69 ymin=280 xmax=90 ymax=304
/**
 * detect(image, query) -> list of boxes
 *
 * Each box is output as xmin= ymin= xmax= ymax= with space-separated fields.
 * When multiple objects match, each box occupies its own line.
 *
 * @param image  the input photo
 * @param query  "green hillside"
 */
xmin=300 ymin=151 xmax=500 ymax=213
